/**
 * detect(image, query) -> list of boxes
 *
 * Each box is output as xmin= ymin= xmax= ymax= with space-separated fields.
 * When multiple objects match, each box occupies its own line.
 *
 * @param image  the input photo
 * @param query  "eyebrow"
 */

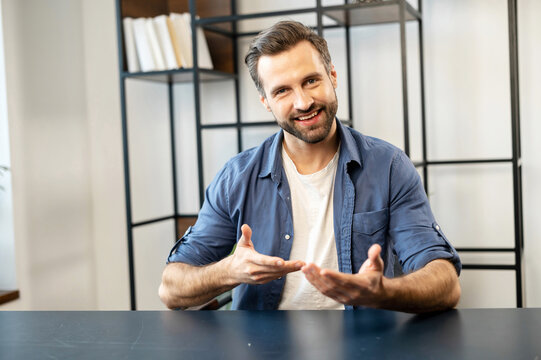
xmin=268 ymin=72 xmax=324 ymax=96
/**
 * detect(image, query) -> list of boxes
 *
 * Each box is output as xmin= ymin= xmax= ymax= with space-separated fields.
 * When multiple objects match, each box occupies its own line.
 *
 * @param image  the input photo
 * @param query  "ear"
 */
xmin=259 ymin=94 xmax=272 ymax=112
xmin=329 ymin=63 xmax=338 ymax=89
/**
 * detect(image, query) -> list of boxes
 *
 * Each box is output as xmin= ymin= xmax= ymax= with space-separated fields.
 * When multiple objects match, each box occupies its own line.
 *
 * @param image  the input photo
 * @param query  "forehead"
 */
xmin=257 ymin=41 xmax=327 ymax=92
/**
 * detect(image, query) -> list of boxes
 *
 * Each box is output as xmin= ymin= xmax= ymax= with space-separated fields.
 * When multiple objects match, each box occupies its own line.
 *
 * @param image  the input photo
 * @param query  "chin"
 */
xmin=287 ymin=126 xmax=330 ymax=144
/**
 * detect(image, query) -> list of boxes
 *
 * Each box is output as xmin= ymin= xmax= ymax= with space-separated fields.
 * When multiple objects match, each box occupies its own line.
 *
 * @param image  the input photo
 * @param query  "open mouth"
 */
xmin=295 ymin=109 xmax=321 ymax=122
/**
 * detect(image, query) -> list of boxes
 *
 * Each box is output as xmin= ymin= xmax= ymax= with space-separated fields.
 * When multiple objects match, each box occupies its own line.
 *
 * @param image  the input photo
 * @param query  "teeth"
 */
xmin=298 ymin=111 xmax=318 ymax=120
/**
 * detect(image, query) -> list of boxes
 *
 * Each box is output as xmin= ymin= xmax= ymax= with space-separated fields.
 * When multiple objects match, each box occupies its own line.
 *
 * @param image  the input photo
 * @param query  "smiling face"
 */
xmin=258 ymin=41 xmax=338 ymax=145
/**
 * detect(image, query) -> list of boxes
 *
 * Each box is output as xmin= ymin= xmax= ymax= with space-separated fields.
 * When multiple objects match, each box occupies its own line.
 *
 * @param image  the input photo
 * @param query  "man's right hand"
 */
xmin=225 ymin=224 xmax=304 ymax=285
xmin=159 ymin=224 xmax=304 ymax=309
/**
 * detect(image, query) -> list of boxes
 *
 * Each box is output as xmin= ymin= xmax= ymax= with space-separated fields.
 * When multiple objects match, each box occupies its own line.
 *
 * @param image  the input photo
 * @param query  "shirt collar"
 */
xmin=258 ymin=119 xmax=363 ymax=182
xmin=258 ymin=129 xmax=284 ymax=183
xmin=335 ymin=119 xmax=362 ymax=170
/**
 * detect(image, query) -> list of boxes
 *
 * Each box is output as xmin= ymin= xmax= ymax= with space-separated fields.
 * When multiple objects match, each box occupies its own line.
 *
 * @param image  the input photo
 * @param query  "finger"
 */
xmin=318 ymin=270 xmax=376 ymax=305
xmin=367 ymin=244 xmax=384 ymax=272
xmin=319 ymin=269 xmax=360 ymax=293
xmin=255 ymin=263 xmax=304 ymax=281
xmin=251 ymin=253 xmax=286 ymax=267
xmin=303 ymin=265 xmax=353 ymax=303
xmin=253 ymin=270 xmax=298 ymax=284
xmin=283 ymin=260 xmax=306 ymax=272
xmin=368 ymin=243 xmax=381 ymax=261
xmin=276 ymin=260 xmax=305 ymax=271
xmin=302 ymin=264 xmax=333 ymax=291
xmin=301 ymin=262 xmax=320 ymax=275
xmin=252 ymin=256 xmax=304 ymax=272
xmin=359 ymin=244 xmax=384 ymax=273
xmin=243 ymin=261 xmax=305 ymax=284
xmin=301 ymin=263 xmax=321 ymax=280
xmin=238 ymin=224 xmax=253 ymax=248
xmin=320 ymin=269 xmax=356 ymax=288
xmin=323 ymin=286 xmax=354 ymax=305
xmin=321 ymin=270 xmax=370 ymax=293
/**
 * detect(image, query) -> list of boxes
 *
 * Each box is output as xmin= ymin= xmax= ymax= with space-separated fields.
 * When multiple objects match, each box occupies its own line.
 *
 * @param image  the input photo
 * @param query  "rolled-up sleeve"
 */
xmin=388 ymin=151 xmax=461 ymax=275
xmin=167 ymin=165 xmax=237 ymax=266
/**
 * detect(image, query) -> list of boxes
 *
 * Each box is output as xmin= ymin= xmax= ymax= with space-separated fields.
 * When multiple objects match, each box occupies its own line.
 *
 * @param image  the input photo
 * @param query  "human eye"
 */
xmin=273 ymin=88 xmax=288 ymax=97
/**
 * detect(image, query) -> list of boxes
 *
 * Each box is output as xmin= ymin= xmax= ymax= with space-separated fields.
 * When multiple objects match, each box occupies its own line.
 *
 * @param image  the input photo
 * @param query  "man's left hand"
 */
xmin=301 ymin=244 xmax=387 ymax=307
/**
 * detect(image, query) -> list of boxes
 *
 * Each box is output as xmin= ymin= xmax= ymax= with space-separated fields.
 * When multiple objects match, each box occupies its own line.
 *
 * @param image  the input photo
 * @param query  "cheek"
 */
xmin=313 ymin=84 xmax=335 ymax=101
xmin=326 ymin=87 xmax=338 ymax=102
xmin=272 ymin=100 xmax=292 ymax=117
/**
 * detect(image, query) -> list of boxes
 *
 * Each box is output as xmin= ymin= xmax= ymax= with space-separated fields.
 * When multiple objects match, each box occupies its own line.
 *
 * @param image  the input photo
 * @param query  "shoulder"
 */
xmin=226 ymin=134 xmax=276 ymax=171
xmin=351 ymin=129 xmax=419 ymax=188
xmin=342 ymin=126 xmax=404 ymax=167
xmin=213 ymin=132 xmax=278 ymax=185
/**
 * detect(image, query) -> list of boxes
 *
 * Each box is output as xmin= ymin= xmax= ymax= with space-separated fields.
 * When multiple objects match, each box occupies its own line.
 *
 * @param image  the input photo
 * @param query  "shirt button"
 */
xmin=435 ymin=225 xmax=440 ymax=231
xmin=284 ymin=234 xmax=291 ymax=240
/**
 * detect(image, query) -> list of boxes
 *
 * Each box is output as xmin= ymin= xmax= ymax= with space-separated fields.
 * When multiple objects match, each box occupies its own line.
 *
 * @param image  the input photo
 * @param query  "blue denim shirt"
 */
xmin=167 ymin=120 xmax=461 ymax=310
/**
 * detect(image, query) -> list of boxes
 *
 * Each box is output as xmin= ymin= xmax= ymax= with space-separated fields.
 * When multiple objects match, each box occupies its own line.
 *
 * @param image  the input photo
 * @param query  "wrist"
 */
xmin=219 ymin=255 xmax=241 ymax=287
xmin=373 ymin=276 xmax=395 ymax=309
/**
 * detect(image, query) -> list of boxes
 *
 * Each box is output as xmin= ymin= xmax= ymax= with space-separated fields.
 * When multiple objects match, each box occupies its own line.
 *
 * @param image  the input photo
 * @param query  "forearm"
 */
xmin=378 ymin=259 xmax=461 ymax=313
xmin=160 ymin=224 xmax=304 ymax=309
xmin=159 ymin=258 xmax=237 ymax=310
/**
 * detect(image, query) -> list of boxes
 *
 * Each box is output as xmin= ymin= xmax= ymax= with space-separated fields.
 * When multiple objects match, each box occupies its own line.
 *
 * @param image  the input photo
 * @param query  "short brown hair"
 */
xmin=244 ymin=20 xmax=332 ymax=96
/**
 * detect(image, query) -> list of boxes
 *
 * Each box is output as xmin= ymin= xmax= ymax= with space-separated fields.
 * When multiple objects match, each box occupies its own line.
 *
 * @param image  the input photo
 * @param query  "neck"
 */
xmin=283 ymin=120 xmax=339 ymax=175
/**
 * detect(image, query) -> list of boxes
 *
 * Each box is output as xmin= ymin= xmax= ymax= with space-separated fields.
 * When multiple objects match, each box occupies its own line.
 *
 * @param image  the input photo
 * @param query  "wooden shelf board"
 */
xmin=0 ymin=290 xmax=20 ymax=305
xmin=323 ymin=2 xmax=417 ymax=27
xmin=123 ymin=68 xmax=236 ymax=83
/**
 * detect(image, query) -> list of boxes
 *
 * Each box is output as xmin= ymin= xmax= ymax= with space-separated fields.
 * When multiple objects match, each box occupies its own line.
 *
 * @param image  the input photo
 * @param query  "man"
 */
xmin=159 ymin=20 xmax=461 ymax=312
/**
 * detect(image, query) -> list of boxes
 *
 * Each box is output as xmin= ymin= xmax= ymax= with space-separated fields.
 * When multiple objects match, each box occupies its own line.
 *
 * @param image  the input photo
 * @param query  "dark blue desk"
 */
xmin=0 ymin=309 xmax=539 ymax=359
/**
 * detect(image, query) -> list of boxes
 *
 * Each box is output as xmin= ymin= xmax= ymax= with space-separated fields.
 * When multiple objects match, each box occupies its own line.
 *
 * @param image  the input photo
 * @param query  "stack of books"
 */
xmin=122 ymin=13 xmax=213 ymax=73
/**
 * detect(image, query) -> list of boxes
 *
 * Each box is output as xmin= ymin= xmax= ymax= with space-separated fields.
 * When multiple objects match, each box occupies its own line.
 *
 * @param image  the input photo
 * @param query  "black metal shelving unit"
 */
xmin=413 ymin=0 xmax=524 ymax=307
xmin=115 ymin=0 xmax=524 ymax=310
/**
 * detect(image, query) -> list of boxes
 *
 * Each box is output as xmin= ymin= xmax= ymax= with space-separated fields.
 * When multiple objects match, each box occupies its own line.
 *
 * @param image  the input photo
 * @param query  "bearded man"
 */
xmin=159 ymin=20 xmax=461 ymax=312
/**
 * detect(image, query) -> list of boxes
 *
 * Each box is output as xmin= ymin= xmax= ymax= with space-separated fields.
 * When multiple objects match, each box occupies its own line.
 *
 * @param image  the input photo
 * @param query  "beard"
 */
xmin=276 ymin=97 xmax=338 ymax=144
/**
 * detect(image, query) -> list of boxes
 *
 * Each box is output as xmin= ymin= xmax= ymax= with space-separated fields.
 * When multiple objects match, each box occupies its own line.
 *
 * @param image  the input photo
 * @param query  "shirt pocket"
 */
xmin=351 ymin=208 xmax=390 ymax=272
xmin=352 ymin=208 xmax=389 ymax=235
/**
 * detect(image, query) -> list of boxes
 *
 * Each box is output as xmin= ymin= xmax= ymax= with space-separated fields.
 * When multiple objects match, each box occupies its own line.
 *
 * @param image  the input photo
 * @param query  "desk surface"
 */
xmin=1 ymin=308 xmax=540 ymax=359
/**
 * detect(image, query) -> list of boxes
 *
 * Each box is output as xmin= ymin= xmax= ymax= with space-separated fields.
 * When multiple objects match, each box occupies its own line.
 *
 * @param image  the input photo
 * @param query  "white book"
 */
xmin=132 ymin=18 xmax=155 ymax=72
xmin=153 ymin=15 xmax=178 ymax=70
xmin=145 ymin=18 xmax=166 ymax=71
xmin=194 ymin=16 xmax=213 ymax=69
xmin=166 ymin=16 xmax=184 ymax=68
xmin=122 ymin=17 xmax=140 ymax=72
xmin=170 ymin=13 xmax=192 ymax=68
xmin=181 ymin=13 xmax=194 ymax=68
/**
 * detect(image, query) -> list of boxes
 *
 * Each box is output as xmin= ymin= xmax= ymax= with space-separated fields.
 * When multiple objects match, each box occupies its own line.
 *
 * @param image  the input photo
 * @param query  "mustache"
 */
xmin=290 ymin=104 xmax=322 ymax=119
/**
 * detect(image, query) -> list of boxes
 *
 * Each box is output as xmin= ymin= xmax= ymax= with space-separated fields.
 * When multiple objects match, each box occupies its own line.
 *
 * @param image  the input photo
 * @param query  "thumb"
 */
xmin=359 ymin=244 xmax=384 ymax=273
xmin=238 ymin=224 xmax=253 ymax=248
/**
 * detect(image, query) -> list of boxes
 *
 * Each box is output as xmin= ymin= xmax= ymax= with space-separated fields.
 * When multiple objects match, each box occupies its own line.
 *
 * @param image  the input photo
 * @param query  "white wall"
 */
xmin=0 ymin=0 xmax=539 ymax=310
xmin=81 ymin=0 xmax=130 ymax=310
xmin=1 ymin=0 xmax=96 ymax=309
xmin=1 ymin=0 xmax=130 ymax=311
xmin=519 ymin=0 xmax=541 ymax=307
xmin=0 ymin=0 xmax=17 ymax=291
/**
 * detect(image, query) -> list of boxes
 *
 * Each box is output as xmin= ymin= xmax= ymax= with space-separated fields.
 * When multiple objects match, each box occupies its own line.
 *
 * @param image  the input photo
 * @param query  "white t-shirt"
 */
xmin=278 ymin=145 xmax=344 ymax=310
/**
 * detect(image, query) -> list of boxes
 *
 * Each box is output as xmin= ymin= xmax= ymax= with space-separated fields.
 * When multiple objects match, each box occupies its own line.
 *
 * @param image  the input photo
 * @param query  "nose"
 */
xmin=293 ymin=89 xmax=314 ymax=112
